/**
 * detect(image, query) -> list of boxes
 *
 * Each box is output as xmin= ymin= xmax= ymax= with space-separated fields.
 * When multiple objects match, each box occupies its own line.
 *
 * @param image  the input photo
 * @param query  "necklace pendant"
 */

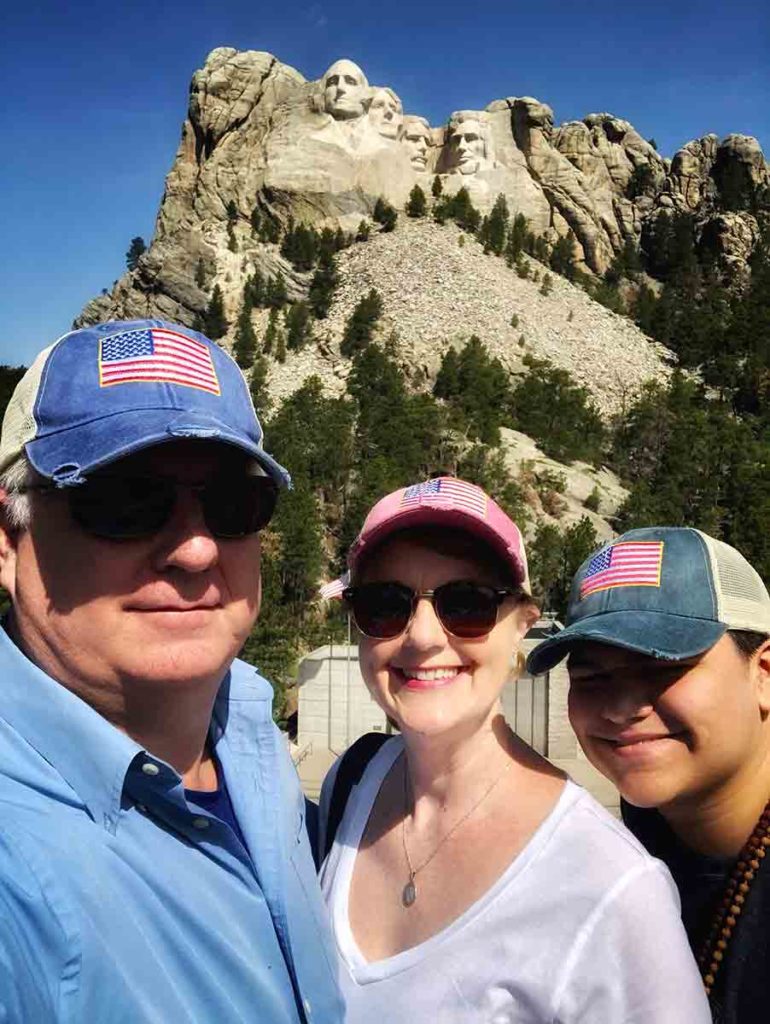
xmin=402 ymin=877 xmax=417 ymax=907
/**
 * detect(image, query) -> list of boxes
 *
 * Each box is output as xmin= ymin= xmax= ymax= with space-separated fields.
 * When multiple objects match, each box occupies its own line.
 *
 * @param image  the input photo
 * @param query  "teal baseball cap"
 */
xmin=527 ymin=527 xmax=770 ymax=676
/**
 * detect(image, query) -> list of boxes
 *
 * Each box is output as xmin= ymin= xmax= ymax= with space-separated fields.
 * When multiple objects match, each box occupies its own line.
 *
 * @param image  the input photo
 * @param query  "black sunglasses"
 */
xmin=342 ymin=580 xmax=520 ymax=640
xmin=25 ymin=473 xmax=278 ymax=540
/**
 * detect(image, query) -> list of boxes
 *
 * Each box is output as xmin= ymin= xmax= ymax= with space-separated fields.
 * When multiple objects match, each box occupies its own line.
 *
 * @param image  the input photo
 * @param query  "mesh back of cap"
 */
xmin=0 ymin=344 xmax=54 ymax=475
xmin=698 ymin=531 xmax=770 ymax=633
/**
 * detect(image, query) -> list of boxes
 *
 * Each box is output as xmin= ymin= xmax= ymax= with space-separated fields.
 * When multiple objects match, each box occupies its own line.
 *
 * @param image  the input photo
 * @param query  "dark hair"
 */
xmin=728 ymin=630 xmax=770 ymax=659
xmin=354 ymin=524 xmax=525 ymax=592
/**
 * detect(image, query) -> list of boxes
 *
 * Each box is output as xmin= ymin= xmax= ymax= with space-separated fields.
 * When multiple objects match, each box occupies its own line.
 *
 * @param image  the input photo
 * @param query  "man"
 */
xmin=321 ymin=59 xmax=369 ymax=121
xmin=0 ymin=320 xmax=343 ymax=1022
xmin=528 ymin=526 xmax=770 ymax=1022
xmin=444 ymin=110 xmax=490 ymax=176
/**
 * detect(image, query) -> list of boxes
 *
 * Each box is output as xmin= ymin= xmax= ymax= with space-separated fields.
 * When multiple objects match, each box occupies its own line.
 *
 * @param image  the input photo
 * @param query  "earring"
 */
xmin=510 ymin=650 xmax=526 ymax=678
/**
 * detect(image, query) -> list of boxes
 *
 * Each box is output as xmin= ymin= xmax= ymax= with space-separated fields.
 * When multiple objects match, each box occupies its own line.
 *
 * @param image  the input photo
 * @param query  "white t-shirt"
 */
xmin=319 ymin=737 xmax=711 ymax=1024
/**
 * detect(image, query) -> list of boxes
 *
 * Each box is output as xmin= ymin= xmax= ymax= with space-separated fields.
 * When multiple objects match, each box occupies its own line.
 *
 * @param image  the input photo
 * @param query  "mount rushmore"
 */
xmin=78 ymin=47 xmax=768 ymax=339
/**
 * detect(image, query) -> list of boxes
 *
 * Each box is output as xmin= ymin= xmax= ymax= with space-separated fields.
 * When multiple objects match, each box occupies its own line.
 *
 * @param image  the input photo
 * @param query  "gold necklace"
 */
xmin=400 ymin=754 xmax=513 ymax=907
xmin=698 ymin=799 xmax=770 ymax=996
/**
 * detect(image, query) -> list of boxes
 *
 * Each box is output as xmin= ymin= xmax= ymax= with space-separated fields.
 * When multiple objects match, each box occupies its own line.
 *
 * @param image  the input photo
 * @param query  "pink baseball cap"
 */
xmin=320 ymin=477 xmax=529 ymax=598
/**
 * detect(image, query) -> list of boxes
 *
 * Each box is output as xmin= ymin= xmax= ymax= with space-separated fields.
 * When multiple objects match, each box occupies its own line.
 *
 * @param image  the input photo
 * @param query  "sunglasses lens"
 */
xmin=349 ymin=583 xmax=413 ymax=639
xmin=70 ymin=477 xmax=173 ymax=539
xmin=68 ymin=474 xmax=278 ymax=540
xmin=202 ymin=477 xmax=278 ymax=538
xmin=435 ymin=582 xmax=500 ymax=638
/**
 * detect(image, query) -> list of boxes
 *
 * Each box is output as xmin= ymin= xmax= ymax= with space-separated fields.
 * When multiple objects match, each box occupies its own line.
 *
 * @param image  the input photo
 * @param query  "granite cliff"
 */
xmin=76 ymin=47 xmax=768 ymax=418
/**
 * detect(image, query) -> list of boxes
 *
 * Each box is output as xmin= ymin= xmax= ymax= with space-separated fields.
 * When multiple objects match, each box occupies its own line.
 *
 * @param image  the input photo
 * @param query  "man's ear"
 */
xmin=0 ymin=491 xmax=20 ymax=601
xmin=754 ymin=640 xmax=770 ymax=715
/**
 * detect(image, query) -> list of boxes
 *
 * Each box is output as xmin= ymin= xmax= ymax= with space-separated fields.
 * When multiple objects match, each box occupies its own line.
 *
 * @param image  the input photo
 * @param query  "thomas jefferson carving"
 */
xmin=369 ymin=87 xmax=403 ymax=140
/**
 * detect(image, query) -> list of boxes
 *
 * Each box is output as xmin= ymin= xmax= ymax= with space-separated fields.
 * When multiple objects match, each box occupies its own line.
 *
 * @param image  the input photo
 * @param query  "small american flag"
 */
xmin=98 ymin=327 xmax=220 ymax=395
xmin=319 ymin=576 xmax=347 ymax=600
xmin=580 ymin=541 xmax=664 ymax=599
xmin=400 ymin=478 xmax=487 ymax=518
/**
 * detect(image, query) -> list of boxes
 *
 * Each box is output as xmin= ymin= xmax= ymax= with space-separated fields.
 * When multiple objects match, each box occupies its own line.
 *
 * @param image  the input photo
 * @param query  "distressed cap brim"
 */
xmin=526 ymin=609 xmax=728 ymax=676
xmin=25 ymin=408 xmax=291 ymax=488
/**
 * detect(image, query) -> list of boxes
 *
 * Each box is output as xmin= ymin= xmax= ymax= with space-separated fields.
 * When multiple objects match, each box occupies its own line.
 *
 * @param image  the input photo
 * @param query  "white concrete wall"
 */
xmin=297 ymin=638 xmax=563 ymax=757
xmin=297 ymin=644 xmax=388 ymax=754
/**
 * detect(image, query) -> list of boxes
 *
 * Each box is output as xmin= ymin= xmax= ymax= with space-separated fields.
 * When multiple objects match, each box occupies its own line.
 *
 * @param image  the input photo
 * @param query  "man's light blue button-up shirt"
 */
xmin=0 ymin=627 xmax=343 ymax=1022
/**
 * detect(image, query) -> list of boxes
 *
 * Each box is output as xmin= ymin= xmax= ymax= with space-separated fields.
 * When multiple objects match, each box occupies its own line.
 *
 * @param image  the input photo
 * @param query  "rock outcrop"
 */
xmin=76 ymin=46 xmax=769 ymax=396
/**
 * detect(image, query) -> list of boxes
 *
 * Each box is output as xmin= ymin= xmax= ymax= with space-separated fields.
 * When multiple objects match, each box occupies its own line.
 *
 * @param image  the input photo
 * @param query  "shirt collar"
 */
xmin=0 ymin=624 xmax=152 ymax=825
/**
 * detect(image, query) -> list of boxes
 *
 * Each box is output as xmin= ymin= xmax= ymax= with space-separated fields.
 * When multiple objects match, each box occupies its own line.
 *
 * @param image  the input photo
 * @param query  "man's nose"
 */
xmin=152 ymin=488 xmax=219 ymax=574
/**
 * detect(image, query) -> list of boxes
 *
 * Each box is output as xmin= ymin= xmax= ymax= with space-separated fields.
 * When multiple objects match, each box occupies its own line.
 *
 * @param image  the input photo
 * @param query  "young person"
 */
xmin=529 ymin=525 xmax=770 ymax=1023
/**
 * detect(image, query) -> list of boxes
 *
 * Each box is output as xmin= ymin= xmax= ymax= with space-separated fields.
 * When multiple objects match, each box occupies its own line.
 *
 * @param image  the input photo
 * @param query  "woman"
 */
xmin=319 ymin=479 xmax=710 ymax=1023
xmin=528 ymin=525 xmax=770 ymax=1023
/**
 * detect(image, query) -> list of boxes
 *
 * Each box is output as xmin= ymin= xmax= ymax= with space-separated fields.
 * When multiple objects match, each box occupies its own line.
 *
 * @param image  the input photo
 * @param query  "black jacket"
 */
xmin=622 ymin=801 xmax=770 ymax=1023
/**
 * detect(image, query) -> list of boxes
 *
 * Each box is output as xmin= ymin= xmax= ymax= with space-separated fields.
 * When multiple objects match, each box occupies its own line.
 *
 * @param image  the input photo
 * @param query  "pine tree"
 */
xmin=308 ymin=253 xmax=339 ymax=319
xmin=340 ymin=289 xmax=384 ymax=356
xmin=250 ymin=206 xmax=262 ymax=235
xmin=285 ymin=302 xmax=312 ymax=351
xmin=484 ymin=194 xmax=509 ymax=255
xmin=449 ymin=188 xmax=481 ymax=234
xmin=434 ymin=348 xmax=461 ymax=399
xmin=510 ymin=355 xmax=605 ymax=464
xmin=227 ymin=223 xmax=238 ymax=253
xmin=275 ymin=329 xmax=287 ymax=364
xmin=126 ymin=237 xmax=146 ymax=270
xmin=245 ymin=270 xmax=265 ymax=308
xmin=373 ymin=197 xmax=398 ymax=232
xmin=259 ymin=218 xmax=281 ymax=245
xmin=263 ymin=308 xmax=280 ymax=355
xmin=431 ymin=175 xmax=443 ymax=199
xmin=281 ymin=221 xmax=318 ymax=271
xmin=203 ymin=285 xmax=228 ymax=340
xmin=194 ymin=257 xmax=206 ymax=289
xmin=226 ymin=200 xmax=238 ymax=223
xmin=356 ymin=220 xmax=371 ymax=242
xmin=266 ymin=273 xmax=288 ymax=309
xmin=233 ymin=299 xmax=257 ymax=368
xmin=405 ymin=185 xmax=427 ymax=218
xmin=249 ymin=355 xmax=271 ymax=417
xmin=549 ymin=233 xmax=577 ymax=280
xmin=505 ymin=213 xmax=530 ymax=265
xmin=633 ymin=284 xmax=658 ymax=335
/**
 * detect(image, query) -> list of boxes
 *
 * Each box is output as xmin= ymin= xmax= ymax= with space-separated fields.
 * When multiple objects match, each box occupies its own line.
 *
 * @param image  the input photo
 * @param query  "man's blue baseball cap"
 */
xmin=0 ymin=320 xmax=289 ymax=488
xmin=527 ymin=526 xmax=770 ymax=676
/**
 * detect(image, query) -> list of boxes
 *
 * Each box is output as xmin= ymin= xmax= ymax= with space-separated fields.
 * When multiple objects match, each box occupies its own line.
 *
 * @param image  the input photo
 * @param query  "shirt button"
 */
xmin=192 ymin=817 xmax=210 ymax=830
xmin=142 ymin=762 xmax=160 ymax=776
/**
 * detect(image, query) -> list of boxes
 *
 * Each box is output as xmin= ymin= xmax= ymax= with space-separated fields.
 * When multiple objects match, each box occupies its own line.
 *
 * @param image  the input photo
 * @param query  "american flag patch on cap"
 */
xmin=98 ymin=327 xmax=220 ymax=395
xmin=580 ymin=541 xmax=664 ymax=599
xmin=400 ymin=478 xmax=487 ymax=517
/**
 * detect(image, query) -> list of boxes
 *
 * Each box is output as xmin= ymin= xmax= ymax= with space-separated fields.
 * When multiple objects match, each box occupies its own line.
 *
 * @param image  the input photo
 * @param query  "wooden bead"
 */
xmin=698 ymin=798 xmax=770 ymax=995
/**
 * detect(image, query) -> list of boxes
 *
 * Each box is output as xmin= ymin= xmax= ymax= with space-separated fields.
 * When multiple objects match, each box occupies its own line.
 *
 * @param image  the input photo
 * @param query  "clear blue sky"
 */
xmin=2 ymin=0 xmax=768 ymax=366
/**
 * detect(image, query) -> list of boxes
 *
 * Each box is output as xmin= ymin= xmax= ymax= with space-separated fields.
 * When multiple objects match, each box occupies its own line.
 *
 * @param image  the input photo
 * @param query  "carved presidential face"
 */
xmin=403 ymin=117 xmax=431 ymax=170
xmin=447 ymin=116 xmax=488 ymax=175
xmin=369 ymin=88 xmax=403 ymax=140
xmin=323 ymin=59 xmax=369 ymax=120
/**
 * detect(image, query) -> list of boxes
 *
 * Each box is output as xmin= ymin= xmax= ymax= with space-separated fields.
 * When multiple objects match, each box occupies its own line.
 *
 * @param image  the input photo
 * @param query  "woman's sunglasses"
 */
xmin=24 ymin=473 xmax=278 ymax=540
xmin=342 ymin=580 xmax=520 ymax=640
